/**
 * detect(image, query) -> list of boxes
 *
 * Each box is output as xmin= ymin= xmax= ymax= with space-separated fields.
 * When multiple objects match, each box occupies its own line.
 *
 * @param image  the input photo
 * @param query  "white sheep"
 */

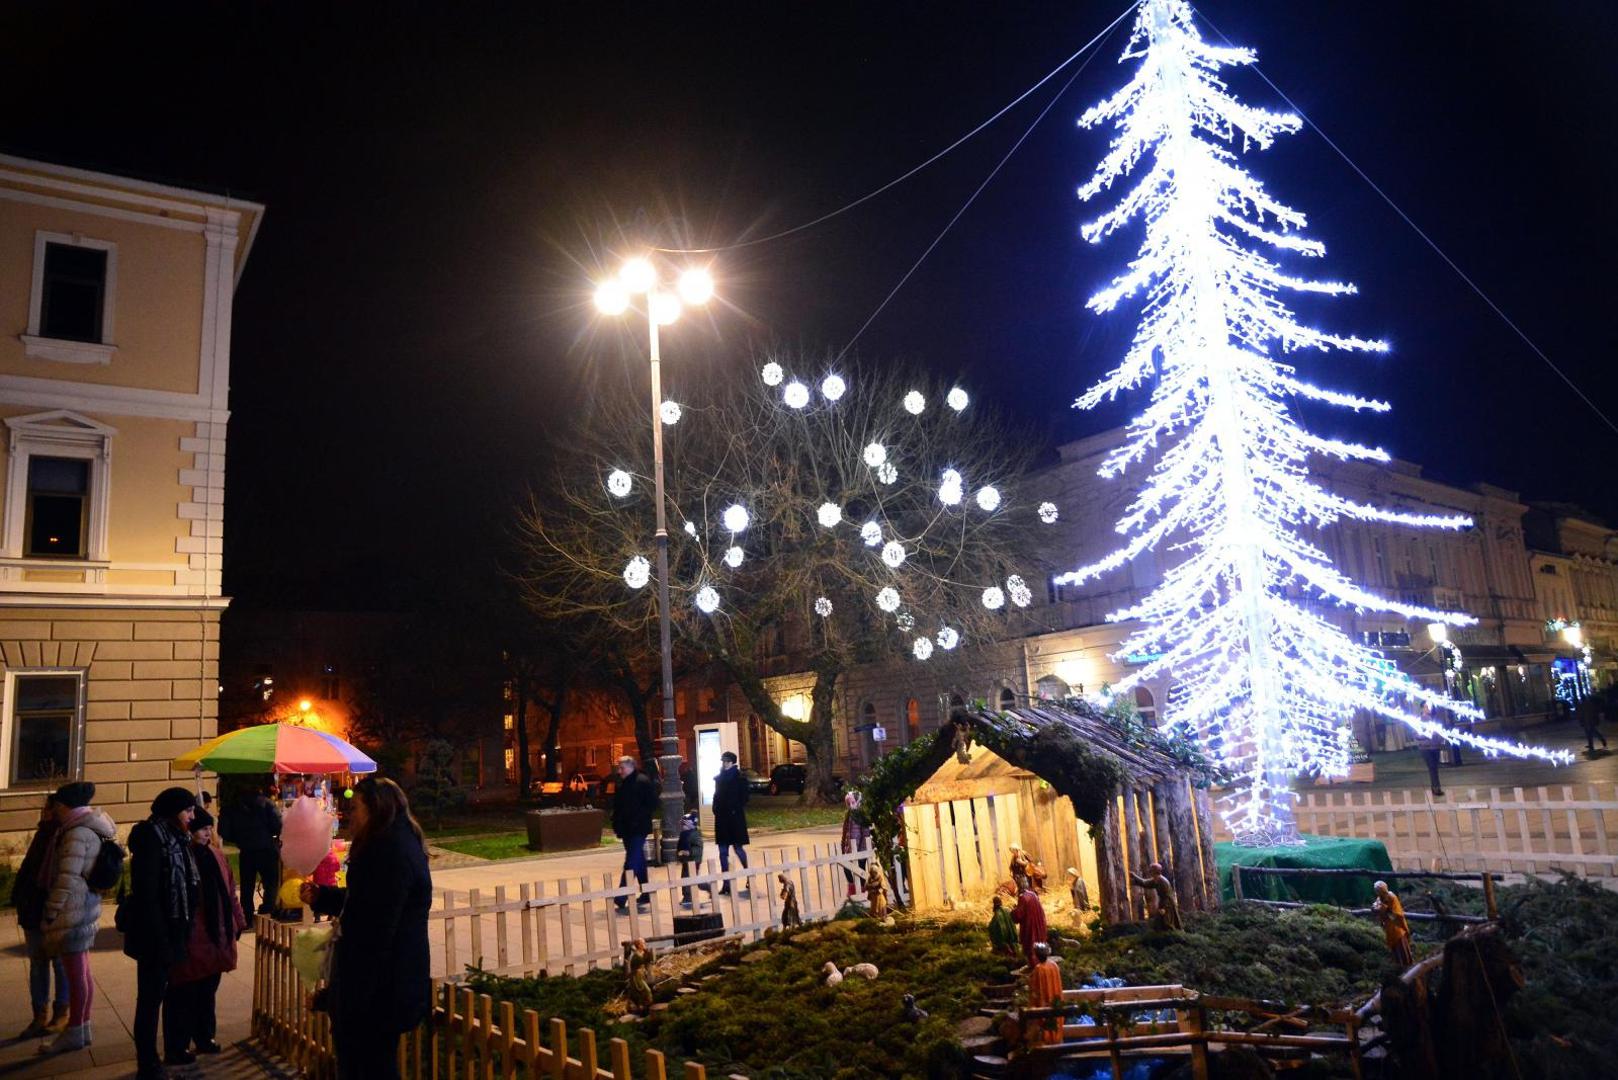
xmin=822 ymin=961 xmax=843 ymax=987
xmin=847 ymin=963 xmax=879 ymax=980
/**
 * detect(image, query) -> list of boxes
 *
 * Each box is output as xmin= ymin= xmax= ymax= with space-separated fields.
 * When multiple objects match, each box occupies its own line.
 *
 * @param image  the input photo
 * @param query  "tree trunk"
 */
xmin=715 ymin=654 xmax=826 ymax=802
xmin=805 ymin=671 xmax=842 ymax=805
xmin=543 ymin=697 xmax=564 ymax=782
xmin=514 ymin=678 xmax=533 ymax=796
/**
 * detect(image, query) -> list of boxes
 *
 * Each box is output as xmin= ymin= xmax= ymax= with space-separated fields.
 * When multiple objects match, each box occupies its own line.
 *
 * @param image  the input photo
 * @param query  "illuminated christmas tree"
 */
xmin=1061 ymin=0 xmax=1569 ymax=844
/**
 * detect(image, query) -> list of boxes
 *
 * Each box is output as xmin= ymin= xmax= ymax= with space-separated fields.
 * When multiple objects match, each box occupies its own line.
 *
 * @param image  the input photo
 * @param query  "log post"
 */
xmin=1193 ymin=787 xmax=1221 ymax=910
xmin=1121 ymin=788 xmax=1147 ymax=921
xmin=1098 ymin=797 xmax=1128 ymax=924
xmin=1160 ymin=780 xmax=1204 ymax=913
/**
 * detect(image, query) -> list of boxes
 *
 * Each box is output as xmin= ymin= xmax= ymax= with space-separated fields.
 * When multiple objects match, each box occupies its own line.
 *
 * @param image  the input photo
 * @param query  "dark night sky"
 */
xmin=4 ymin=2 xmax=1616 ymax=610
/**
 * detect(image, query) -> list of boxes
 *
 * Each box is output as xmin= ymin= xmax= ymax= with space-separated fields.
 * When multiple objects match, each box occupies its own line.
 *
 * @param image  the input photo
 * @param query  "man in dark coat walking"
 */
xmin=218 ymin=783 xmax=281 ymax=916
xmin=712 ymin=751 xmax=750 ymax=896
xmin=611 ymin=756 xmax=659 ymax=913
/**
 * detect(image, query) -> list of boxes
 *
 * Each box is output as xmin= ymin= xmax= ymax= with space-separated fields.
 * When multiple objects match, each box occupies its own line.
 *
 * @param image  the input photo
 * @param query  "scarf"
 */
xmin=36 ymin=807 xmax=92 ymax=890
xmin=149 ymin=816 xmax=200 ymax=925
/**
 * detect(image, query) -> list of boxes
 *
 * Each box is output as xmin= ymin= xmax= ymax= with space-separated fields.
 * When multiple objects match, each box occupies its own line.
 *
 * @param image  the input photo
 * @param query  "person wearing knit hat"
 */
xmin=54 ymin=781 xmax=95 ymax=810
xmin=124 ymin=787 xmax=200 ymax=1076
xmin=164 ymin=806 xmax=243 ymax=1059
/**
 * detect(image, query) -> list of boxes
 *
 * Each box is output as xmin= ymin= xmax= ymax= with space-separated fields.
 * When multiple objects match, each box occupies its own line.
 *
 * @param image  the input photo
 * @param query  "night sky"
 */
xmin=4 ymin=2 xmax=1615 ymax=610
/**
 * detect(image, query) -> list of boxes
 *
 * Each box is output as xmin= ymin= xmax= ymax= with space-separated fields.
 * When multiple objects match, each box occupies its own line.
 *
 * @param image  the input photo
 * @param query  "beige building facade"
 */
xmin=0 ymin=155 xmax=261 ymax=841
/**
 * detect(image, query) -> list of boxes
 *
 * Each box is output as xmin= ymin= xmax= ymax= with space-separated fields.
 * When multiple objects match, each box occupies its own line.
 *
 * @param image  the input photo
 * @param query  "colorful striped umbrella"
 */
xmin=173 ymin=722 xmax=377 ymax=774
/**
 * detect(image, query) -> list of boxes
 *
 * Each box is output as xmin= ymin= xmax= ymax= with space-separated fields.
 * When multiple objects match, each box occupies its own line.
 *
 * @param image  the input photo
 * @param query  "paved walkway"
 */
xmin=1308 ymin=722 xmax=1617 ymax=796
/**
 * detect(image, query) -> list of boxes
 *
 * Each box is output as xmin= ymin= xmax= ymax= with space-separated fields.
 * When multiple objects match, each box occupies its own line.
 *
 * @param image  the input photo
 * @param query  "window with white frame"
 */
xmin=3 ymin=671 xmax=86 ymax=788
xmin=3 ymin=412 xmax=114 ymax=562
xmin=23 ymin=232 xmax=118 ymax=364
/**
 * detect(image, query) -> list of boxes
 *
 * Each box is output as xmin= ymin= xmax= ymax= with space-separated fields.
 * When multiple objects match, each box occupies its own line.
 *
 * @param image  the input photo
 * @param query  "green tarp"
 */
xmin=1215 ymin=834 xmax=1393 ymax=906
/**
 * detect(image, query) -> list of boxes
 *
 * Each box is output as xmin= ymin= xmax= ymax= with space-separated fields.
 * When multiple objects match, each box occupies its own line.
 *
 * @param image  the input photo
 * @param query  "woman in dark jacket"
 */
xmin=123 ymin=787 xmax=199 ymax=1079
xmin=303 ymin=776 xmax=432 ymax=1080
xmin=711 ymin=752 xmax=750 ymax=895
xmin=163 ymin=810 xmax=245 ymax=1060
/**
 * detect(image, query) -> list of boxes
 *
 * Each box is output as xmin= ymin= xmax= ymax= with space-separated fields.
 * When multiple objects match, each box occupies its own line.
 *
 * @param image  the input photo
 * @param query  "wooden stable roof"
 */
xmin=967 ymin=702 xmax=1187 ymax=785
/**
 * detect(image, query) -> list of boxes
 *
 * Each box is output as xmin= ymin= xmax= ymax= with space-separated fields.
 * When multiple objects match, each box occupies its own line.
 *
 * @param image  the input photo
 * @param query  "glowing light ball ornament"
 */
xmin=694 ymin=586 xmax=720 ymax=614
xmin=1065 ymin=0 xmax=1569 ymax=845
xmin=722 ymin=504 xmax=750 ymax=533
xmin=606 ymin=470 xmax=633 ymax=498
xmin=1038 ymin=501 xmax=1059 ymax=524
xmin=783 ymin=381 xmax=810 ymax=409
xmin=814 ymin=597 xmax=833 ymax=617
xmin=913 ymin=636 xmax=934 ymax=661
xmin=877 ymin=462 xmax=898 ymax=485
xmin=624 ymin=556 xmax=651 ymax=590
xmin=880 ymin=541 xmax=906 ymax=568
xmin=938 ymin=469 xmax=963 ymax=506
xmin=875 ymin=587 xmax=901 ymax=613
xmin=946 ymin=387 xmax=969 ymax=411
xmin=896 ymin=611 xmax=915 ymax=632
xmin=761 ymin=362 xmax=784 ymax=387
xmin=723 ymin=546 xmax=744 ymax=568
xmin=981 ymin=586 xmax=1004 ymax=611
xmin=936 ymin=626 xmax=960 ymax=650
xmin=1006 ymin=575 xmax=1032 ymax=608
xmin=975 ymin=486 xmax=1001 ymax=512
xmin=860 ymin=521 xmax=883 ymax=546
xmin=659 ymin=400 xmax=682 ymax=426
xmin=903 ymin=391 xmax=926 ymax=415
xmin=820 ymin=374 xmax=847 ymax=402
xmin=862 ymin=443 xmax=887 ymax=468
xmin=817 ymin=502 xmax=842 ymax=528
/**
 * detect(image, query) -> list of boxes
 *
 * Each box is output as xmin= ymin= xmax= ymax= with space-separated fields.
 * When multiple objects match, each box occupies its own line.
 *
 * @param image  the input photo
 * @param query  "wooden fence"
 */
xmin=1211 ymin=784 xmax=1618 ymax=878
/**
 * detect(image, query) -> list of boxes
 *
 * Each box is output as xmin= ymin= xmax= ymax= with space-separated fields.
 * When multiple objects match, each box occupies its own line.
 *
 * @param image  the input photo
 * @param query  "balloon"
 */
xmin=343 ymin=788 xmax=353 ymax=799
xmin=279 ymin=876 xmax=306 ymax=910
xmin=281 ymin=795 xmax=336 ymax=878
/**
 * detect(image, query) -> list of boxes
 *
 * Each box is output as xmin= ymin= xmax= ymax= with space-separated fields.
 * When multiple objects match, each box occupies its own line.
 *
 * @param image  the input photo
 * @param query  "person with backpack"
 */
xmin=123 ymin=787 xmax=200 ymax=1079
xmin=163 ymin=809 xmax=245 ymax=1061
xmin=37 ymin=781 xmax=118 ymax=1055
xmin=13 ymin=793 xmax=70 ymax=1039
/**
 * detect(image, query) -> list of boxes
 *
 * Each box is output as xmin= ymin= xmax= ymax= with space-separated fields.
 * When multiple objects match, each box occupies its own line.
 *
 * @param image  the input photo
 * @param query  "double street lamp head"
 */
xmin=594 ymin=256 xmax=715 ymax=325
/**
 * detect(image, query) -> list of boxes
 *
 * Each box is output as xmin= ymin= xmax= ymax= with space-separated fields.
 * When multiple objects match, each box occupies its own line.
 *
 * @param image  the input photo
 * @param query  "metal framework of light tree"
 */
xmin=1059 ymin=0 xmax=1570 ymax=844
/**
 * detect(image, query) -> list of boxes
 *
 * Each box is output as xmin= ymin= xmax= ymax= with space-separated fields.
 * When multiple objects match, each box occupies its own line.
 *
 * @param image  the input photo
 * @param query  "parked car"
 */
xmin=742 ymin=769 xmax=772 ymax=795
xmin=766 ymin=762 xmax=843 ymax=795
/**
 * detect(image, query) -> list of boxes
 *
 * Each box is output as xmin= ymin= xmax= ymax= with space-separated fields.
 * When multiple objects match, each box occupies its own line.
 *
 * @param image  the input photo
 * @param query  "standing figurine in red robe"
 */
xmin=1011 ymin=887 xmax=1048 ymax=968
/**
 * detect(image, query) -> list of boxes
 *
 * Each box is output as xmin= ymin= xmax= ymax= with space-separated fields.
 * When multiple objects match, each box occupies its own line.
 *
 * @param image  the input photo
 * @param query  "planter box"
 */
xmin=524 ymin=808 xmax=605 ymax=852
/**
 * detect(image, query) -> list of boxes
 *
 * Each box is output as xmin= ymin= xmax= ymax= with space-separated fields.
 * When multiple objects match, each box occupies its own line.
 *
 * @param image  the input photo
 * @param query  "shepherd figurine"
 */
xmin=778 ymin=872 xmax=802 ymax=928
xmin=1372 ymin=880 xmax=1414 ymax=968
xmin=866 ymin=859 xmax=891 ymax=919
xmin=623 ymin=938 xmax=654 ymax=1014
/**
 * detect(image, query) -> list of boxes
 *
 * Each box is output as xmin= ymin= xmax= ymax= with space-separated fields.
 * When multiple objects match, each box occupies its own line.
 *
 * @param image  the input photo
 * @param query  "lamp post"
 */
xmin=595 ymin=257 xmax=714 ymax=866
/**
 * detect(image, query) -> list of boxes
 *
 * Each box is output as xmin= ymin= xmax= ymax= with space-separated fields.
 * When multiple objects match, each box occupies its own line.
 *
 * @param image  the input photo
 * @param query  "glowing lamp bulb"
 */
xmin=594 ymin=281 xmax=629 ymax=316
xmin=783 ymin=381 xmax=810 ymax=409
xmin=817 ymin=502 xmax=842 ymax=528
xmin=903 ymin=390 xmax=925 ymax=415
xmin=876 ymin=587 xmax=901 ymax=613
xmin=660 ymin=400 xmax=682 ymax=425
xmin=981 ymin=586 xmax=1005 ymax=611
xmin=606 ymin=469 xmax=633 ymax=497
xmin=1427 ymin=622 xmax=1448 ymax=645
xmin=913 ymin=636 xmax=934 ymax=661
xmin=761 ymin=362 xmax=784 ymax=387
xmin=650 ymin=292 xmax=681 ymax=326
xmin=881 ymin=540 xmax=906 ymax=569
xmin=820 ymin=374 xmax=847 ymax=402
xmin=860 ymin=521 xmax=883 ymax=546
xmin=624 ymin=555 xmax=651 ymax=590
xmin=619 ymin=257 xmax=656 ymax=294
xmin=695 ymin=586 xmax=720 ymax=614
xmin=677 ymin=268 xmax=714 ymax=305
xmin=722 ymin=504 xmax=750 ymax=533
xmin=975 ymin=485 xmax=1001 ymax=512
xmin=946 ymin=387 xmax=968 ymax=411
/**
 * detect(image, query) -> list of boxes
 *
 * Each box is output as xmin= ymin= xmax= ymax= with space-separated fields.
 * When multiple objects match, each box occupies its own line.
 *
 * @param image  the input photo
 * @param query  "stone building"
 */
xmin=0 ymin=155 xmax=261 ymax=842
xmin=1524 ymin=503 xmax=1618 ymax=695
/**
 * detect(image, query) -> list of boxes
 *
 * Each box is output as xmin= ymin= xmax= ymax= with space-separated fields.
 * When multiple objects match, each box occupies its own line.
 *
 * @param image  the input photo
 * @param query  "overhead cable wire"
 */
xmin=833 ymin=19 xmax=1121 ymax=363
xmin=1194 ymin=7 xmax=1618 ymax=439
xmin=655 ymin=2 xmax=1137 ymax=255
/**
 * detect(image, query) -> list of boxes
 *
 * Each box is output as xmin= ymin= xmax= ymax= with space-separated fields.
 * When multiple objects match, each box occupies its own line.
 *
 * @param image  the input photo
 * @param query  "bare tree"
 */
xmin=519 ymin=351 xmax=1045 ymax=803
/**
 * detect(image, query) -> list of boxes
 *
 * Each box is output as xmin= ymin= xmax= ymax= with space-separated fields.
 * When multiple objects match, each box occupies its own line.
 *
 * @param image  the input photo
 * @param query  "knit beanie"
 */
xmin=54 ymin=781 xmax=95 ymax=809
xmin=151 ymin=786 xmax=198 ymax=818
xmin=190 ymin=808 xmax=215 ymax=831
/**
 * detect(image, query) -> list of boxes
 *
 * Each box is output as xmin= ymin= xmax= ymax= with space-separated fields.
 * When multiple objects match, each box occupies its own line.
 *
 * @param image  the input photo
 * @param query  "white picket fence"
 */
xmin=1213 ymin=784 xmax=1618 ymax=878
xmin=425 ymin=841 xmax=876 ymax=980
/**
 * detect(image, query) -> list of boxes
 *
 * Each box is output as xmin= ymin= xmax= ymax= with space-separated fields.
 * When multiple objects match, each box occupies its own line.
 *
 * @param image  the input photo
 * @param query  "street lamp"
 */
xmin=594 ymin=255 xmax=715 ymax=866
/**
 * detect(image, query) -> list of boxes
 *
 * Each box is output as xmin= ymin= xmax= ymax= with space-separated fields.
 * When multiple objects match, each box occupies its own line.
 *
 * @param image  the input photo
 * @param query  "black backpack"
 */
xmin=87 ymin=836 xmax=126 ymax=891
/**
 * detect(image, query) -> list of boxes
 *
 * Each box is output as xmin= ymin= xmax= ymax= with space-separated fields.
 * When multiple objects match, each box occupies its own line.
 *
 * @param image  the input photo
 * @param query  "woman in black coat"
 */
xmin=304 ymin=777 xmax=432 ymax=1080
xmin=123 ymin=787 xmax=200 ymax=1078
xmin=711 ymin=752 xmax=750 ymax=895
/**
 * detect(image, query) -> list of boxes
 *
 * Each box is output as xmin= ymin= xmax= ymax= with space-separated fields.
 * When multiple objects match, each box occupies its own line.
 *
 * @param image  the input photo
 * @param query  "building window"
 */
xmin=503 ymin=713 xmax=515 ymax=731
xmin=24 ymin=233 xmax=118 ymax=364
xmin=998 ymin=687 xmax=1016 ymax=710
xmin=504 ymin=747 xmax=517 ymax=781
xmin=4 ymin=412 xmax=115 ymax=562
xmin=24 ymin=457 xmax=90 ymax=558
xmin=3 ymin=672 xmax=85 ymax=788
xmin=1134 ymin=686 xmax=1158 ymax=726
xmin=585 ymin=745 xmax=598 ymax=767
xmin=905 ymin=698 xmax=922 ymax=744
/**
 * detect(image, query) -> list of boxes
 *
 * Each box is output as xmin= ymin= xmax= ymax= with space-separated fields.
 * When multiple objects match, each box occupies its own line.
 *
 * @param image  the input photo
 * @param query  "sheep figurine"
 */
xmin=822 ymin=961 xmax=843 ymax=987
xmin=847 ymin=963 xmax=880 ymax=980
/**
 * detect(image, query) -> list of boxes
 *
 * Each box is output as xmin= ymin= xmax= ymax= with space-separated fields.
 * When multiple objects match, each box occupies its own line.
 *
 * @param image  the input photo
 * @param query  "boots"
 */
xmin=47 ymin=1003 xmax=70 ymax=1031
xmin=18 ymin=1009 xmax=48 ymax=1039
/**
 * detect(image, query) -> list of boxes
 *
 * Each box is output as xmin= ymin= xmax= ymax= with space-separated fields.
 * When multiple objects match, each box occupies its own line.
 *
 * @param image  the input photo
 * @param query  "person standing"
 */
xmin=1579 ymin=695 xmax=1608 ymax=753
xmin=676 ymin=809 xmax=706 ymax=906
xmin=37 ymin=782 xmax=115 ymax=1054
xmin=12 ymin=793 xmax=70 ymax=1039
xmin=164 ymin=810 xmax=245 ymax=1060
xmin=712 ymin=751 xmax=750 ymax=896
xmin=1010 ymin=886 xmax=1048 ymax=969
xmin=1417 ymin=711 xmax=1445 ymax=797
xmin=839 ymin=790 xmax=870 ymax=897
xmin=219 ymin=782 xmax=282 ymax=917
xmin=124 ymin=787 xmax=200 ymax=1079
xmin=303 ymin=777 xmax=432 ymax=1080
xmin=610 ymin=756 xmax=659 ymax=913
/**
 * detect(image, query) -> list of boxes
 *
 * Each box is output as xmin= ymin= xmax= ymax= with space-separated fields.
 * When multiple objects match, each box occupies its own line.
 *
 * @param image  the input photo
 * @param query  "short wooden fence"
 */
xmin=1212 ymin=784 xmax=1618 ymax=878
